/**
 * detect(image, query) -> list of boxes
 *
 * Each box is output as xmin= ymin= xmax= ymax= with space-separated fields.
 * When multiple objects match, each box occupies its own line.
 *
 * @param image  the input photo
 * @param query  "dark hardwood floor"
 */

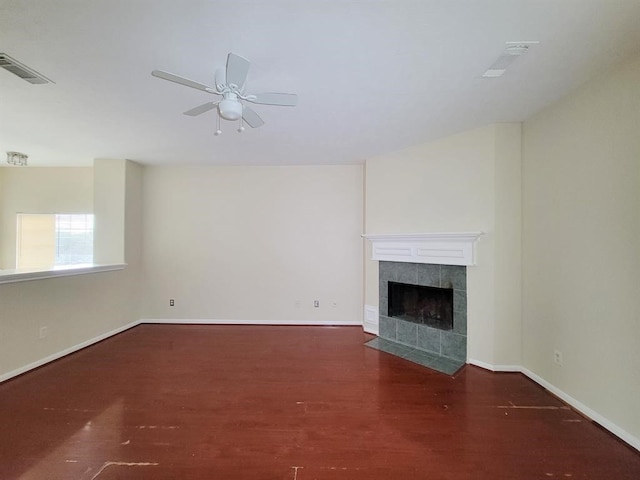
xmin=1 ymin=324 xmax=638 ymax=479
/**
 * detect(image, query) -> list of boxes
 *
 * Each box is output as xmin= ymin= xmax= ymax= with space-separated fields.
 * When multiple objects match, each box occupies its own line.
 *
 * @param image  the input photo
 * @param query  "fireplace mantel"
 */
xmin=363 ymin=232 xmax=483 ymax=266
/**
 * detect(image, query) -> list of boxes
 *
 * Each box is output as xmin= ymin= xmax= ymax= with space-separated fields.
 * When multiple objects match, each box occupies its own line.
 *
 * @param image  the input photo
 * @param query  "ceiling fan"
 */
xmin=151 ymin=53 xmax=297 ymax=134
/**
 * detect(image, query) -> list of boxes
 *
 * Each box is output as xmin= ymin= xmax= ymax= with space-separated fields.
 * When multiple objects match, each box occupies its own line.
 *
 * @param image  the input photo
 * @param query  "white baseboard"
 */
xmin=0 ymin=320 xmax=141 ymax=383
xmin=468 ymin=359 xmax=639 ymax=452
xmin=521 ymin=367 xmax=640 ymax=452
xmin=467 ymin=358 xmax=521 ymax=372
xmin=140 ymin=318 xmax=362 ymax=326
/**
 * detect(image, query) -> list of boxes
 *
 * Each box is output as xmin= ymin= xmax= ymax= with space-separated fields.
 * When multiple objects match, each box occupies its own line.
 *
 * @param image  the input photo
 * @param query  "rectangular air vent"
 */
xmin=482 ymin=41 xmax=539 ymax=78
xmin=0 ymin=53 xmax=53 ymax=84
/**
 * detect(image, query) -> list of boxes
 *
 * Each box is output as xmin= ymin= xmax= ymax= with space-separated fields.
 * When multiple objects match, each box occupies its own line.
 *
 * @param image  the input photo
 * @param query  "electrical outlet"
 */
xmin=331 ymin=301 xmax=337 ymax=308
xmin=169 ymin=299 xmax=175 ymax=307
xmin=553 ymin=349 xmax=563 ymax=366
xmin=39 ymin=326 xmax=48 ymax=339
xmin=294 ymin=300 xmax=301 ymax=309
xmin=314 ymin=300 xmax=319 ymax=308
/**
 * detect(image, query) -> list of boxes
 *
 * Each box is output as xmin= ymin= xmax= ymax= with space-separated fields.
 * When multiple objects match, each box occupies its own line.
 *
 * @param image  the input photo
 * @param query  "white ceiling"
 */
xmin=1 ymin=0 xmax=639 ymax=167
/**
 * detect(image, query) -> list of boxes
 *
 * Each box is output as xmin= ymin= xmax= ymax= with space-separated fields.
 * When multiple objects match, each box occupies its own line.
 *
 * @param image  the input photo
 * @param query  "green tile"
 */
xmin=365 ymin=337 xmax=464 ymax=375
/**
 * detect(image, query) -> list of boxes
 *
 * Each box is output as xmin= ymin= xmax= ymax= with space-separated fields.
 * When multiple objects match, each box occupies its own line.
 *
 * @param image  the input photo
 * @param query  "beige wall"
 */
xmin=93 ymin=160 xmax=126 ymax=264
xmin=141 ymin=165 xmax=364 ymax=323
xmin=493 ymin=124 xmax=523 ymax=364
xmin=364 ymin=124 xmax=522 ymax=366
xmin=522 ymin=54 xmax=640 ymax=441
xmin=0 ymin=169 xmax=5 ymax=266
xmin=0 ymin=167 xmax=93 ymax=269
xmin=0 ymin=160 xmax=142 ymax=379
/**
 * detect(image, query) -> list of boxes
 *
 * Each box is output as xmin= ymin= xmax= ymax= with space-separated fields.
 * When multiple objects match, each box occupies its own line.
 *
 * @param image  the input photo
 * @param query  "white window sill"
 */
xmin=0 ymin=264 xmax=126 ymax=285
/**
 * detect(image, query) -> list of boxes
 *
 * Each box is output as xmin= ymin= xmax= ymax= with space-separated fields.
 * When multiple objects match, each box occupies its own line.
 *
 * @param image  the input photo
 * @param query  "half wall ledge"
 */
xmin=0 ymin=264 xmax=126 ymax=285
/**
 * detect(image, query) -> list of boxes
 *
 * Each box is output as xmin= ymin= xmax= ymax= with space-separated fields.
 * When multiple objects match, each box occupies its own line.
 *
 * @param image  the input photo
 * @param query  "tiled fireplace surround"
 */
xmin=378 ymin=261 xmax=467 ymax=362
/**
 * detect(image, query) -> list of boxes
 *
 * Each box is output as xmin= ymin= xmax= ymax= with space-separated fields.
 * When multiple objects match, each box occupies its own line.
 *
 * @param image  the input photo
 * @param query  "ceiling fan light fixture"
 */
xmin=218 ymin=94 xmax=243 ymax=121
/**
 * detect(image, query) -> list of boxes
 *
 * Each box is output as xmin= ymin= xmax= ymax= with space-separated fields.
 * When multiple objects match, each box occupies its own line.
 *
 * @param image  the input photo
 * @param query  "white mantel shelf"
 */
xmin=362 ymin=232 xmax=484 ymax=266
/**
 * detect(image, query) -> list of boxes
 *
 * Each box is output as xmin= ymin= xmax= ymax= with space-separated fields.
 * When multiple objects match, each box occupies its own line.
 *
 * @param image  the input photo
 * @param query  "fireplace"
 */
xmin=388 ymin=281 xmax=453 ymax=331
xmin=378 ymin=261 xmax=467 ymax=364
xmin=363 ymin=232 xmax=481 ymax=373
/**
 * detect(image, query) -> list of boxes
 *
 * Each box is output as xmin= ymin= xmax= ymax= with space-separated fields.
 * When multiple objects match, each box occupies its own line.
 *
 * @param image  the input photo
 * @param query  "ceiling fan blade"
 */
xmin=246 ymin=92 xmax=298 ymax=106
xmin=152 ymin=70 xmax=216 ymax=93
xmin=242 ymin=105 xmax=265 ymax=128
xmin=183 ymin=102 xmax=219 ymax=116
xmin=215 ymin=68 xmax=226 ymax=90
xmin=226 ymin=53 xmax=250 ymax=89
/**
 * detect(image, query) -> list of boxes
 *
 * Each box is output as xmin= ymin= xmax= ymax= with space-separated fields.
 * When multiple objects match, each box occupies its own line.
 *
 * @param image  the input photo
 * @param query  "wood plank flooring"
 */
xmin=1 ymin=324 xmax=639 ymax=479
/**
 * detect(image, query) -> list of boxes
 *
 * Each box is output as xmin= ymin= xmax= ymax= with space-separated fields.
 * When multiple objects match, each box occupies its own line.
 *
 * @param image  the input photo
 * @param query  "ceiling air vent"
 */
xmin=482 ymin=41 xmax=539 ymax=78
xmin=0 ymin=53 xmax=54 ymax=84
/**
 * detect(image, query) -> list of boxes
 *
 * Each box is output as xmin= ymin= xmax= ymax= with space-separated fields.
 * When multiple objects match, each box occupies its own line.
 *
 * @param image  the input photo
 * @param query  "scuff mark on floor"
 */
xmin=497 ymin=401 xmax=570 ymax=410
xmin=44 ymin=407 xmax=95 ymax=413
xmin=88 ymin=461 xmax=159 ymax=480
xmin=322 ymin=466 xmax=361 ymax=471
xmin=135 ymin=425 xmax=179 ymax=429
xmin=291 ymin=465 xmax=303 ymax=480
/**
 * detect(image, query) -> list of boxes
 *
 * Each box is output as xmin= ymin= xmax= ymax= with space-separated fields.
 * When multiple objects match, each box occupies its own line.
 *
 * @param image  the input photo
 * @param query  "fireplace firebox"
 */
xmin=388 ymin=281 xmax=454 ymax=331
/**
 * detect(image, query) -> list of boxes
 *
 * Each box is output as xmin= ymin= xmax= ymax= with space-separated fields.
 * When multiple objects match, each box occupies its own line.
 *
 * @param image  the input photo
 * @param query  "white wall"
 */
xmin=522 ymin=54 xmax=640 ymax=444
xmin=0 ymin=167 xmax=93 ymax=269
xmin=141 ymin=165 xmax=364 ymax=323
xmin=364 ymin=124 xmax=522 ymax=366
xmin=0 ymin=161 xmax=142 ymax=380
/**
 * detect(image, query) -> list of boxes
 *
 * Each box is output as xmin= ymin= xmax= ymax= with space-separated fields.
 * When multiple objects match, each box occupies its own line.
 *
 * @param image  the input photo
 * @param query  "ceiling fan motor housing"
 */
xmin=219 ymin=93 xmax=243 ymax=120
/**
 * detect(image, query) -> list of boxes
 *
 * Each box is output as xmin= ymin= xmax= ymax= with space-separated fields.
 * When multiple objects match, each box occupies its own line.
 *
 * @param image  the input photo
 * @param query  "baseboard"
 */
xmin=467 ymin=358 xmax=521 ymax=372
xmin=140 ymin=318 xmax=362 ymax=326
xmin=363 ymin=322 xmax=378 ymax=335
xmin=521 ymin=367 xmax=640 ymax=452
xmin=468 ymin=359 xmax=640 ymax=452
xmin=0 ymin=320 xmax=141 ymax=383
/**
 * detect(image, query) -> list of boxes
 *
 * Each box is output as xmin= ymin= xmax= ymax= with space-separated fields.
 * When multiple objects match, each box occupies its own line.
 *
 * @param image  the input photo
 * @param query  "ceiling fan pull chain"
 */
xmin=215 ymin=112 xmax=222 ymax=136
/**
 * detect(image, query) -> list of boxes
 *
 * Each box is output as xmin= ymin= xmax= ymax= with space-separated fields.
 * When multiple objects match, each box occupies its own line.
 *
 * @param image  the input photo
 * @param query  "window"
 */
xmin=16 ymin=214 xmax=94 ymax=269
